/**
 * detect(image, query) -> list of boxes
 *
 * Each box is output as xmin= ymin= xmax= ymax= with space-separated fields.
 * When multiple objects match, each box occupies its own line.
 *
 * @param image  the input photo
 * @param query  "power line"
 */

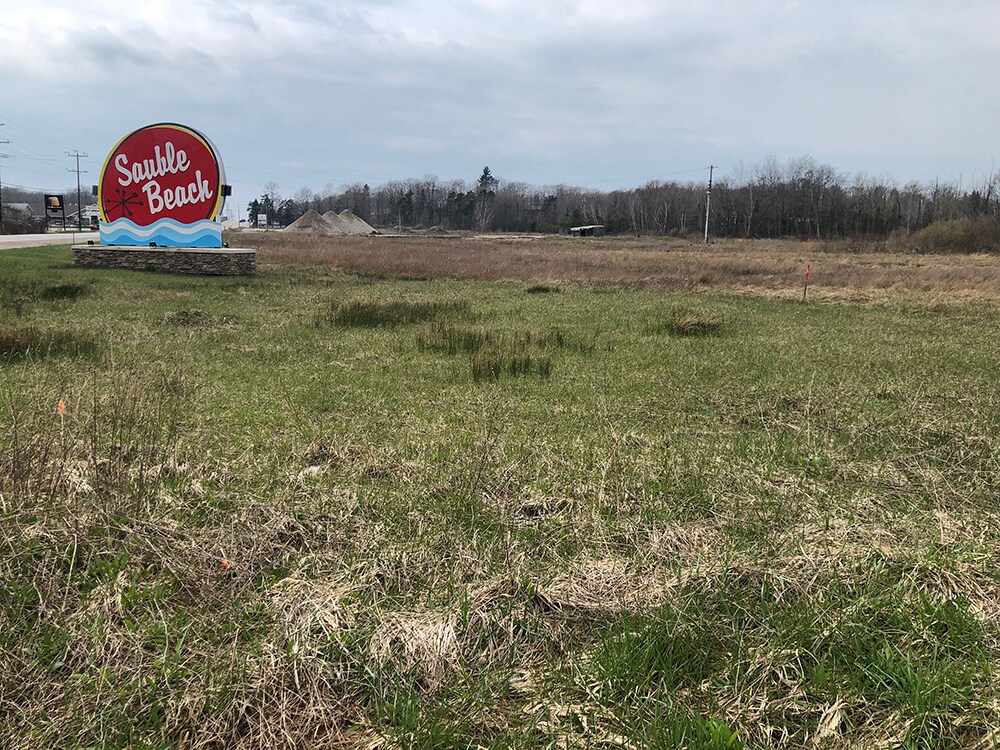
xmin=0 ymin=112 xmax=76 ymax=155
xmin=2 ymin=180 xmax=65 ymax=192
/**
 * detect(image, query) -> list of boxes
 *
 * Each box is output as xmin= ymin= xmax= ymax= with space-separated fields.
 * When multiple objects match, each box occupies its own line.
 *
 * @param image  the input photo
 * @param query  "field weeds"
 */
xmin=2 ymin=242 xmax=1000 ymax=748
xmin=244 ymin=231 xmax=1000 ymax=299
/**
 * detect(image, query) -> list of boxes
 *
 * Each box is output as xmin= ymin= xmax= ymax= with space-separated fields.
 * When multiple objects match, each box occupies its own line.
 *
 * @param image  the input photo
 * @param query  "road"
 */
xmin=0 ymin=231 xmax=99 ymax=250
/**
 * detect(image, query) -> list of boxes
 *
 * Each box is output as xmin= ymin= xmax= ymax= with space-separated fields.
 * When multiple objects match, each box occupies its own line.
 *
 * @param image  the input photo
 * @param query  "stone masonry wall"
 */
xmin=72 ymin=245 xmax=256 ymax=275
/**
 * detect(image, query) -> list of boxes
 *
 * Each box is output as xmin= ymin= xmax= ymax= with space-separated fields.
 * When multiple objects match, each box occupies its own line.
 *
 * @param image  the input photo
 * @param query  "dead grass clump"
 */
xmin=647 ymin=522 xmax=725 ymax=564
xmin=536 ymin=557 xmax=668 ymax=615
xmin=272 ymin=575 xmax=360 ymax=666
xmin=370 ymin=610 xmax=460 ymax=691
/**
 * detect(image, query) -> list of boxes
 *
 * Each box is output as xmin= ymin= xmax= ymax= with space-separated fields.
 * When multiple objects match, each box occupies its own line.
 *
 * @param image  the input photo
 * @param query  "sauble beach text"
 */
xmin=114 ymin=142 xmax=213 ymax=215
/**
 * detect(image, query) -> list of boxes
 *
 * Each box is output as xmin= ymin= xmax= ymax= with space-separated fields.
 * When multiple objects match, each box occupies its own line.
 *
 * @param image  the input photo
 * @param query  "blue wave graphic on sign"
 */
xmin=100 ymin=218 xmax=222 ymax=248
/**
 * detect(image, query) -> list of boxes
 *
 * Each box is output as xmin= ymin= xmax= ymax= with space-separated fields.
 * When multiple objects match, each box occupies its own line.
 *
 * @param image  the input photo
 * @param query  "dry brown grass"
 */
xmin=238 ymin=231 xmax=1000 ymax=299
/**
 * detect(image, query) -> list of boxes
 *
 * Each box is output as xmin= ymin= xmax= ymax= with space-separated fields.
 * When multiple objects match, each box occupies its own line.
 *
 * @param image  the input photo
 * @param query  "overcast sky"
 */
xmin=1 ymin=0 xmax=998 ymax=217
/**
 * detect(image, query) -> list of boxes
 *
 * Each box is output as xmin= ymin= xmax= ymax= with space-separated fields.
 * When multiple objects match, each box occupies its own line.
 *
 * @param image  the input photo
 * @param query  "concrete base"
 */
xmin=72 ymin=245 xmax=256 ymax=276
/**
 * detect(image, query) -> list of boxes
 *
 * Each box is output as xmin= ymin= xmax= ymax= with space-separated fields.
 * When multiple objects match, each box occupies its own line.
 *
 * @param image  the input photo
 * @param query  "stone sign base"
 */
xmin=72 ymin=245 xmax=256 ymax=276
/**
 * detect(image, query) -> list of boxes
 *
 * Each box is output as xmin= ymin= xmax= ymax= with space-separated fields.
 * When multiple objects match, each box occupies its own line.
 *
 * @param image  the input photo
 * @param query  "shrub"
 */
xmin=907 ymin=216 xmax=1000 ymax=254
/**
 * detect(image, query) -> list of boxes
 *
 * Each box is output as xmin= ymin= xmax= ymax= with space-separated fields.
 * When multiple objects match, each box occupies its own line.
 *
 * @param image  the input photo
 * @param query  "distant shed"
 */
xmin=569 ymin=224 xmax=605 ymax=237
xmin=8 ymin=203 xmax=33 ymax=216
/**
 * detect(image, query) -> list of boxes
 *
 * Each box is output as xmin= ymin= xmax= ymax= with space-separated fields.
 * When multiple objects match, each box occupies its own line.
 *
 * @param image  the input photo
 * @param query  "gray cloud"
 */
xmin=1 ymin=0 xmax=998 ymax=203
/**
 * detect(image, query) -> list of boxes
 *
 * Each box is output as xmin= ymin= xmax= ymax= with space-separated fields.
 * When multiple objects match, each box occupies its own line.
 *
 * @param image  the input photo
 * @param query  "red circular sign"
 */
xmin=98 ymin=123 xmax=224 ymax=226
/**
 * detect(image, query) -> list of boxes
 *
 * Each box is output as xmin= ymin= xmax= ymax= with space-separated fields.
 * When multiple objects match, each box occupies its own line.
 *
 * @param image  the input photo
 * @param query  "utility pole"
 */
xmin=703 ymin=164 xmax=715 ymax=244
xmin=0 ymin=135 xmax=9 ymax=235
xmin=67 ymin=150 xmax=88 ymax=231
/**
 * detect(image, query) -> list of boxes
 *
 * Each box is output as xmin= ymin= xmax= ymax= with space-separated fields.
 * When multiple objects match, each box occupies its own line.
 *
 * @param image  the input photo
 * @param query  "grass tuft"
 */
xmin=0 ymin=326 xmax=99 ymax=361
xmin=526 ymin=284 xmax=561 ymax=294
xmin=416 ymin=321 xmax=591 ymax=380
xmin=471 ymin=341 xmax=552 ymax=381
xmin=418 ymin=321 xmax=593 ymax=356
xmin=416 ymin=320 xmax=494 ymax=355
xmin=650 ymin=306 xmax=724 ymax=336
xmin=316 ymin=298 xmax=470 ymax=327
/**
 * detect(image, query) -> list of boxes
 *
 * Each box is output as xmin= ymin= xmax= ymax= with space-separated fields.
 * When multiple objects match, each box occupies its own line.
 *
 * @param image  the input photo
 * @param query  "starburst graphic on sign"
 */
xmin=103 ymin=189 xmax=144 ymax=220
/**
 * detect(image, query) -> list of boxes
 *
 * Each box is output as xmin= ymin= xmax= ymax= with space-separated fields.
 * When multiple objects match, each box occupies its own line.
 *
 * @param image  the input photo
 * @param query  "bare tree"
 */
xmin=474 ymin=166 xmax=497 ymax=232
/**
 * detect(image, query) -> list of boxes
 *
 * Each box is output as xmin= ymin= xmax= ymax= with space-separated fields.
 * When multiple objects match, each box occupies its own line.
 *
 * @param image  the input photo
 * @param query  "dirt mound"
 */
xmin=321 ymin=211 xmax=353 ymax=234
xmin=338 ymin=209 xmax=377 ymax=235
xmin=283 ymin=209 xmax=378 ymax=236
xmin=284 ymin=210 xmax=337 ymax=234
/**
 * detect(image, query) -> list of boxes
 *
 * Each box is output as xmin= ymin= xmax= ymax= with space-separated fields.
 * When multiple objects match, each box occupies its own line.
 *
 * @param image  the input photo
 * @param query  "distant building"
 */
xmin=7 ymin=203 xmax=33 ymax=216
xmin=569 ymin=224 xmax=605 ymax=237
xmin=65 ymin=204 xmax=101 ymax=229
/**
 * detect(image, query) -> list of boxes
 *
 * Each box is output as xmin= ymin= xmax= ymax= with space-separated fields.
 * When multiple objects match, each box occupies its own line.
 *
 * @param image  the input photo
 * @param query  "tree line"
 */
xmin=4 ymin=155 xmax=996 ymax=241
xmin=248 ymin=157 xmax=999 ymax=240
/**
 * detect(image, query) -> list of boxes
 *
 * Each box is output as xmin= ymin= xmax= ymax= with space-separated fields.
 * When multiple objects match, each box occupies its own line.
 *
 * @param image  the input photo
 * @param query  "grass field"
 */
xmin=2 ymin=236 xmax=1000 ymax=749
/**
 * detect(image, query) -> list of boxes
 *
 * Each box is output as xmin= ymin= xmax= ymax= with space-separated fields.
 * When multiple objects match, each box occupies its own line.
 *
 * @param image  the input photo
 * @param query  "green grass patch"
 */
xmin=3 ymin=244 xmax=1000 ymax=748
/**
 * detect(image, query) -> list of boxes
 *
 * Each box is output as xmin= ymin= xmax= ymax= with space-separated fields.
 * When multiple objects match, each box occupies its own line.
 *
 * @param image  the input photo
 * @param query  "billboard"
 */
xmin=44 ymin=194 xmax=65 ymax=216
xmin=97 ymin=123 xmax=228 ymax=248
